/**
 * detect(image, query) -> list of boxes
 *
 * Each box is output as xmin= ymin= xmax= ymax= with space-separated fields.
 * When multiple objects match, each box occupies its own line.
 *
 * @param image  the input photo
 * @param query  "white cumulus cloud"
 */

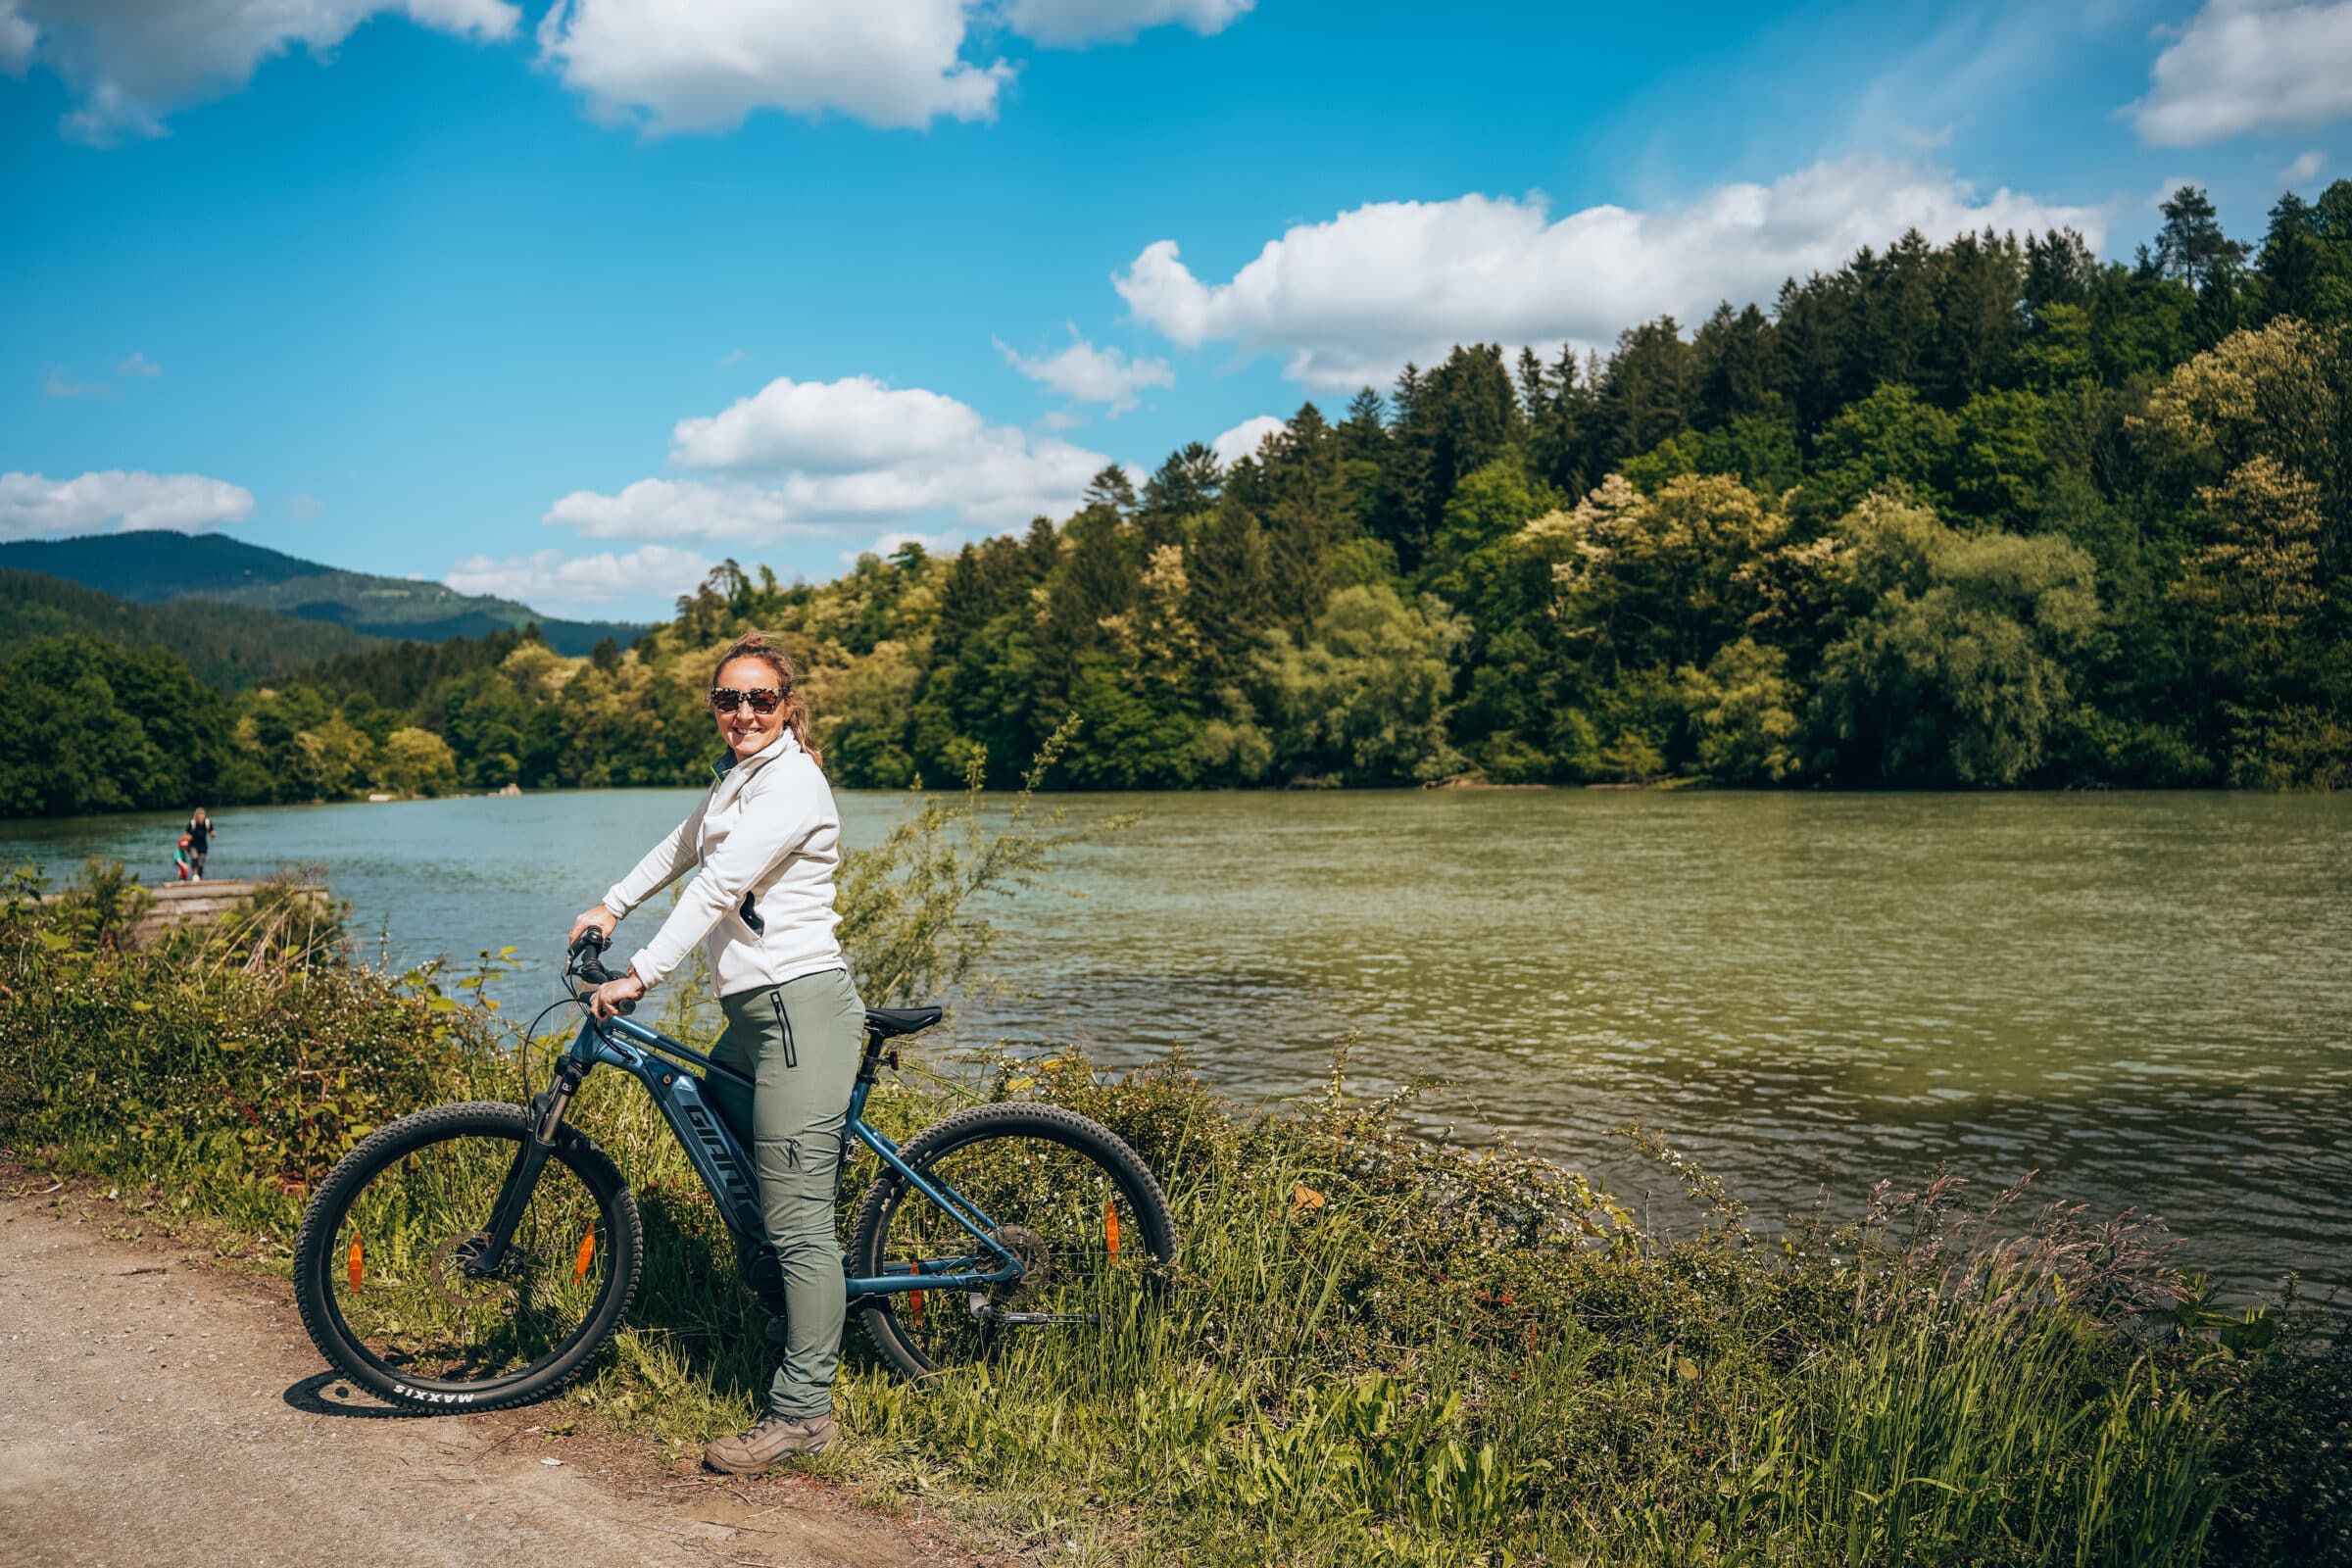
xmin=544 ymin=478 xmax=807 ymax=542
xmin=1116 ymin=156 xmax=2110 ymax=390
xmin=2283 ymin=148 xmax=2328 ymax=182
xmin=9 ymin=0 xmax=517 ymax=143
xmin=673 ymin=374 xmax=1113 ymax=527
xmin=443 ymin=545 xmax=715 ymax=617
xmin=1004 ymin=0 xmax=1251 ymax=47
xmin=2133 ymin=1 xmax=2352 ymax=146
xmin=757 ymin=430 xmax=1109 ymax=526
xmin=0 ymin=469 xmax=255 ymax=540
xmin=547 ymin=373 xmax=1119 ymax=551
xmin=535 ymin=0 xmax=1253 ymax=134
xmin=537 ymin=0 xmax=1004 ymax=133
xmin=1209 ymin=415 xmax=1286 ymax=466
xmin=116 ymin=351 xmax=162 ymax=377
xmin=997 ymin=326 xmax=1174 ymax=414
xmin=670 ymin=374 xmax=988 ymax=472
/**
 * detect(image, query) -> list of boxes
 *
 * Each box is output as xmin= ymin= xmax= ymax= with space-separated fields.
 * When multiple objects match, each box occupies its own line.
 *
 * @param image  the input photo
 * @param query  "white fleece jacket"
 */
xmin=601 ymin=731 xmax=845 ymax=998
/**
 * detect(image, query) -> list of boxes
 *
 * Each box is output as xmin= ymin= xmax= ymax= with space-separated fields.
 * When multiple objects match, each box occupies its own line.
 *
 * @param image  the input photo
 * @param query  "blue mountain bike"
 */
xmin=291 ymin=932 xmax=1173 ymax=1412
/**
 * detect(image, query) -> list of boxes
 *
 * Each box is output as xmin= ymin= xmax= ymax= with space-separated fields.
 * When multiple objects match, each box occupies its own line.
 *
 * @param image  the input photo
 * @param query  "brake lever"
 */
xmin=571 ymin=963 xmax=635 ymax=1014
xmin=564 ymin=936 xmax=633 ymax=1015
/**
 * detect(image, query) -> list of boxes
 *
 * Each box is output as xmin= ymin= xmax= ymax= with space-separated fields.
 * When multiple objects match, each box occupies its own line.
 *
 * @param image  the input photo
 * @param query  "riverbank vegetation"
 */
xmin=3 ymin=813 xmax=2345 ymax=1562
xmin=4 ymin=184 xmax=2350 ymax=816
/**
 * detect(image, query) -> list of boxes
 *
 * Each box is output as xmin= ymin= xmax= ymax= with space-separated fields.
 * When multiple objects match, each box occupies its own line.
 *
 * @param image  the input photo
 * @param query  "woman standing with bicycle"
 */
xmin=289 ymin=635 xmax=1177 ymax=1447
xmin=567 ymin=631 xmax=862 ymax=1474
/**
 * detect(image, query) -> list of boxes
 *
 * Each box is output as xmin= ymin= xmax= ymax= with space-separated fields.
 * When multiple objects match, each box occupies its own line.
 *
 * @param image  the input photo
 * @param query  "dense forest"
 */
xmin=5 ymin=183 xmax=2349 ymax=816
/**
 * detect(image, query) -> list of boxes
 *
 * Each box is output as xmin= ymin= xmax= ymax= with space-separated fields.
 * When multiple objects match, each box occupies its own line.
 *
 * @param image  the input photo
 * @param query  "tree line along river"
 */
xmin=6 ymin=787 xmax=2346 ymax=1296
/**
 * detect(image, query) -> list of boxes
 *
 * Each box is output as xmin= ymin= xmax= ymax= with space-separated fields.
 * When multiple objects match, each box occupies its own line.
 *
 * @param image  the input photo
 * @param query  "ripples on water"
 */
xmin=8 ymin=788 xmax=2346 ymax=1293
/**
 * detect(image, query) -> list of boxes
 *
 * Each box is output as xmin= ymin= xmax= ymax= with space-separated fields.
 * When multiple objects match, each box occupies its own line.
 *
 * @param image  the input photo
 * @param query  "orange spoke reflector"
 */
xmin=572 ymin=1230 xmax=597 ymax=1283
xmin=347 ymin=1235 xmax=364 ymax=1290
xmin=1104 ymin=1203 xmax=1120 ymax=1256
xmin=909 ymin=1289 xmax=925 ymax=1327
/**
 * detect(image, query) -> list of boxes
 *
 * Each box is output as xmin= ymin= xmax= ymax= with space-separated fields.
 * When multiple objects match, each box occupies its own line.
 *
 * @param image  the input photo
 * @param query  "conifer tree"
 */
xmin=2157 ymin=185 xmax=2251 ymax=291
xmin=1082 ymin=465 xmax=1138 ymax=517
xmin=1142 ymin=442 xmax=1223 ymax=525
xmin=1693 ymin=303 xmax=1776 ymax=427
xmin=2254 ymin=193 xmax=2327 ymax=323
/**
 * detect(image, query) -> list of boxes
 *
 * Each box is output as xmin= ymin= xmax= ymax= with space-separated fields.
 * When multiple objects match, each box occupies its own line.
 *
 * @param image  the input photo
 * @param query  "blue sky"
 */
xmin=4 ymin=0 xmax=2349 ymax=621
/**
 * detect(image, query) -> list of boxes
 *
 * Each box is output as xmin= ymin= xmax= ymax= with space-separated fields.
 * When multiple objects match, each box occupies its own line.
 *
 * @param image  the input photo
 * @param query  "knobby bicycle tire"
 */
xmin=849 ymin=1102 xmax=1176 ymax=1382
xmin=292 ymin=1101 xmax=643 ymax=1413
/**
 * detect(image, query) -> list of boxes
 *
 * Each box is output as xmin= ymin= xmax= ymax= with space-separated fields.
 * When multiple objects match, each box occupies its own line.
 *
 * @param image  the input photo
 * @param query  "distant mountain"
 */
xmin=0 ymin=567 xmax=380 ymax=690
xmin=0 ymin=532 xmax=648 ymax=658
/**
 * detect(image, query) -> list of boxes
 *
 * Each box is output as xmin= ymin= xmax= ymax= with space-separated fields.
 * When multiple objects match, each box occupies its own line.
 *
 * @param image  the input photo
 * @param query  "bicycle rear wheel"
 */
xmin=292 ymin=1102 xmax=642 ymax=1411
xmin=850 ymin=1102 xmax=1174 ymax=1381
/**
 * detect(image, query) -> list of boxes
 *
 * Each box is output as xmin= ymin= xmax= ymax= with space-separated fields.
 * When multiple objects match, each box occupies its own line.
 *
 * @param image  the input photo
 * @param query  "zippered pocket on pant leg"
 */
xmin=771 ymin=993 xmax=798 ymax=1070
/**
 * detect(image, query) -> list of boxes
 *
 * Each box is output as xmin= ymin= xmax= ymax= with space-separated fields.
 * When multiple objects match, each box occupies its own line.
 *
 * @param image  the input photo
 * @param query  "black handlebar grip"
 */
xmin=567 ymin=929 xmax=632 ymax=1013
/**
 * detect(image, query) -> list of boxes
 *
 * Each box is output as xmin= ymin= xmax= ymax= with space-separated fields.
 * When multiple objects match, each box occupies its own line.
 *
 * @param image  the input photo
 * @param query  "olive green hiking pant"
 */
xmin=706 ymin=966 xmax=865 ymax=1418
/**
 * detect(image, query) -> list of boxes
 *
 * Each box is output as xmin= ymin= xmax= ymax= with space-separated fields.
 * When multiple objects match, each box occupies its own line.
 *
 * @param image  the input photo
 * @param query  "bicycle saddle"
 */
xmin=863 ymin=1005 xmax=943 ymax=1038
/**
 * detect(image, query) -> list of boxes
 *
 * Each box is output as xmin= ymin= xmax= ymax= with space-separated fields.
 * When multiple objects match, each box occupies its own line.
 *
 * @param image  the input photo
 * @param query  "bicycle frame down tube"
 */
xmin=574 ymin=1016 xmax=765 ymax=1241
xmin=581 ymin=1016 xmax=1022 ymax=1298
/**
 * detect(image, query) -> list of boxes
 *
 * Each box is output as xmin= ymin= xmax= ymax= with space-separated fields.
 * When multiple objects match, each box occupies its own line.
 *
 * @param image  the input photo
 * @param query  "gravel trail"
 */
xmin=0 ymin=1190 xmax=948 ymax=1568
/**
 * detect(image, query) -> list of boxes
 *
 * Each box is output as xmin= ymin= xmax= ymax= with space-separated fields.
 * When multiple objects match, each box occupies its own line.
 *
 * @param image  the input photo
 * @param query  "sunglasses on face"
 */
xmin=710 ymin=687 xmax=784 ymax=714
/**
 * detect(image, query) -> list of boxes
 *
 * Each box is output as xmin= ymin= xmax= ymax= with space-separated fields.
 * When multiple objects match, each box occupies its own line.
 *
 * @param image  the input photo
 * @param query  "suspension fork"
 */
xmin=467 ymin=1054 xmax=590 ymax=1278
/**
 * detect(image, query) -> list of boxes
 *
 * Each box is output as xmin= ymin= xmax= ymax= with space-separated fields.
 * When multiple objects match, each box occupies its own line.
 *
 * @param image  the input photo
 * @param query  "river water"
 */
xmin=8 ymin=789 xmax=2347 ymax=1294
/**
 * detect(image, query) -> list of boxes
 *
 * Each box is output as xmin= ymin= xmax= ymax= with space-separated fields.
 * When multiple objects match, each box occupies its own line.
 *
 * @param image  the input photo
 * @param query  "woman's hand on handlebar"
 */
xmin=589 ymin=971 xmax=646 ymax=1020
xmin=568 ymin=904 xmax=619 ymax=949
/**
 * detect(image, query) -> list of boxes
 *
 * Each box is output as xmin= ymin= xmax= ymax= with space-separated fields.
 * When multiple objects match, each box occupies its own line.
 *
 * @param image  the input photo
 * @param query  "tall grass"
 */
xmin=0 ymin=808 xmax=2343 ymax=1564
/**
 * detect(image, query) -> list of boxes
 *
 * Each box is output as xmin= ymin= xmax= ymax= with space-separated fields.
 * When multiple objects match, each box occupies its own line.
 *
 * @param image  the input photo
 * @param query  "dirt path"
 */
xmin=0 ymin=1190 xmax=957 ymax=1568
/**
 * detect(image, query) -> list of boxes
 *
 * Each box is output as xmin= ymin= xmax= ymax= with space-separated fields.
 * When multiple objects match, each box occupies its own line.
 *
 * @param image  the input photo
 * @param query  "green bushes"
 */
xmin=2 ymin=861 xmax=480 ymax=1198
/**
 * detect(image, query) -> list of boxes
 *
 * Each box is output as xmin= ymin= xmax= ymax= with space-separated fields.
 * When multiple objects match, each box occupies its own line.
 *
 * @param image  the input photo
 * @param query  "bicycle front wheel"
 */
xmin=850 ymin=1102 xmax=1174 ymax=1380
xmin=292 ymin=1102 xmax=642 ymax=1411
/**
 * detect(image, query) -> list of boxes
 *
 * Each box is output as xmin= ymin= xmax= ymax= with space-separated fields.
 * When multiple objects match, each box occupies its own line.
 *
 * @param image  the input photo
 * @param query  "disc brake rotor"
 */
xmin=965 ymin=1223 xmax=1099 ymax=1326
xmin=427 ymin=1231 xmax=526 ymax=1306
xmin=990 ymin=1224 xmax=1051 ymax=1297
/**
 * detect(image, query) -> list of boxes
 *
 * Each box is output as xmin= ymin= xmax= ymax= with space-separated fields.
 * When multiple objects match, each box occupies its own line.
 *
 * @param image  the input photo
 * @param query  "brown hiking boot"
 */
xmin=702 ymin=1412 xmax=838 ymax=1474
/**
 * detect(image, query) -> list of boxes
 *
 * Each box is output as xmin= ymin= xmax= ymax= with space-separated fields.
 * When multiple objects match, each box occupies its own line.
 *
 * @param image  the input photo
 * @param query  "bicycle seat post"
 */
xmin=856 ymin=1006 xmax=938 ymax=1088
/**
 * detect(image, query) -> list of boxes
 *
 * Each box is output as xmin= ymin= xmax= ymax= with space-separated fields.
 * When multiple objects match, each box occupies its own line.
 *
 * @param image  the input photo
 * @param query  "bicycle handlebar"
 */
xmin=565 ymin=928 xmax=634 ymax=1014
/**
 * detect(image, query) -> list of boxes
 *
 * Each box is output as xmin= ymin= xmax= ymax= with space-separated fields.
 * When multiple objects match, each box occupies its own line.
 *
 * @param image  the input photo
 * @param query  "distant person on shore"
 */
xmin=567 ymin=631 xmax=859 ymax=1476
xmin=183 ymin=808 xmax=216 ymax=881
